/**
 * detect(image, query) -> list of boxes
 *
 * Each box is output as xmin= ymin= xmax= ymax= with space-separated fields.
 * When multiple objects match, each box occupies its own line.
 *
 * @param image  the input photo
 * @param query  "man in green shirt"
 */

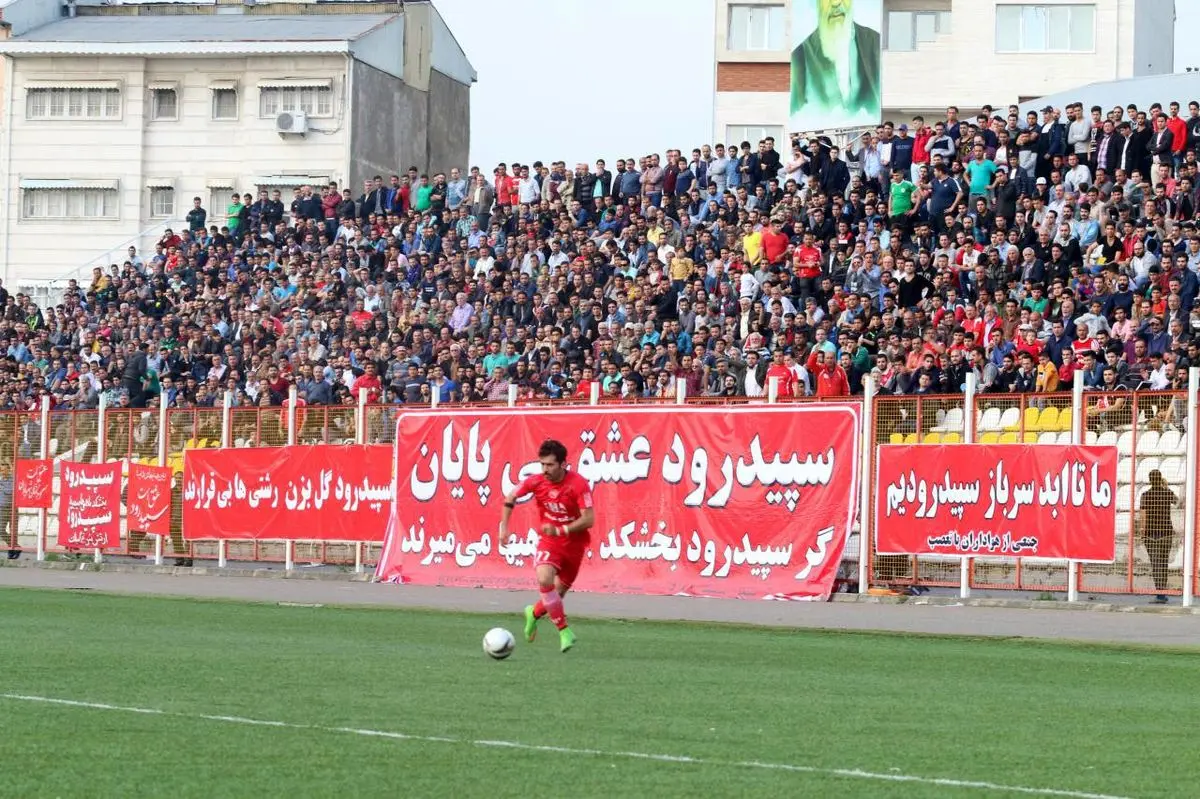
xmin=888 ymin=170 xmax=919 ymax=228
xmin=226 ymin=193 xmax=244 ymax=236
xmin=414 ymin=175 xmax=433 ymax=213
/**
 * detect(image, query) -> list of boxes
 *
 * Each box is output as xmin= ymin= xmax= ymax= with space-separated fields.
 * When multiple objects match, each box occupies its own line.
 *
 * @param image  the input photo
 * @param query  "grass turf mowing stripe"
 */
xmin=0 ymin=693 xmax=1133 ymax=799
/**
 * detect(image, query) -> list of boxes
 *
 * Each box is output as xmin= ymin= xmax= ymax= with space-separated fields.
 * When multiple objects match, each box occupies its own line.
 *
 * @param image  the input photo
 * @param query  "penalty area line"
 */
xmin=0 ymin=693 xmax=1132 ymax=799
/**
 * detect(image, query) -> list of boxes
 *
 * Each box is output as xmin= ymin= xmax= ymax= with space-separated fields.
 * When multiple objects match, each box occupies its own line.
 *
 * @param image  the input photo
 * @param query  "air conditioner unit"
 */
xmin=276 ymin=111 xmax=308 ymax=135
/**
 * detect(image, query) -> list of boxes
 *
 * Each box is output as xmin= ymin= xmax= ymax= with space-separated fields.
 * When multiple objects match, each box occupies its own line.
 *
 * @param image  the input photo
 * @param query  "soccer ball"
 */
xmin=482 ymin=627 xmax=515 ymax=660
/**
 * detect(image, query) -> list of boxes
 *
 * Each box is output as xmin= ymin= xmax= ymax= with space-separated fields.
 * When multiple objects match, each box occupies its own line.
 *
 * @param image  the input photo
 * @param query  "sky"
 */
xmin=433 ymin=0 xmax=1200 ymax=170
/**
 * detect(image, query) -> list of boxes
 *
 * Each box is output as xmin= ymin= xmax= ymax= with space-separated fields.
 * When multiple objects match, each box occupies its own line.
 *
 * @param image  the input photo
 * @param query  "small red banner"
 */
xmin=15 ymin=458 xmax=52 ymax=508
xmin=128 ymin=463 xmax=173 ymax=535
xmin=57 ymin=461 xmax=122 ymax=549
xmin=875 ymin=444 xmax=1118 ymax=561
xmin=181 ymin=445 xmax=393 ymax=541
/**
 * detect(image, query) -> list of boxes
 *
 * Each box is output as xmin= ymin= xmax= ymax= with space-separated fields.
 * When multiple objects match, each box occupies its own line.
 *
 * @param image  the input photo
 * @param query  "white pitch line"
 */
xmin=1 ymin=693 xmax=1132 ymax=799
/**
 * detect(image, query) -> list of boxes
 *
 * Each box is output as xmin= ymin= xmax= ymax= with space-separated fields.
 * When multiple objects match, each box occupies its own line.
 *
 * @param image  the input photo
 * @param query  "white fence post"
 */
xmin=286 ymin=386 xmax=298 ymax=447
xmin=35 ymin=395 xmax=49 ymax=562
xmin=154 ymin=395 xmax=168 ymax=567
xmin=1067 ymin=379 xmax=1085 ymax=602
xmin=507 ymin=384 xmax=518 ymax=408
xmin=1184 ymin=368 xmax=1198 ymax=607
xmin=675 ymin=379 xmax=687 ymax=404
xmin=218 ymin=391 xmax=232 ymax=569
xmin=94 ymin=394 xmax=106 ymax=564
xmin=767 ymin=376 xmax=779 ymax=404
xmin=357 ymin=387 xmax=368 ymax=445
xmin=430 ymin=386 xmax=440 ymax=409
xmin=960 ymin=372 xmax=977 ymax=599
xmin=857 ymin=375 xmax=875 ymax=595
xmin=589 ymin=381 xmax=600 ymax=405
xmin=284 ymin=386 xmax=297 ymax=571
xmin=354 ymin=388 xmax=368 ymax=574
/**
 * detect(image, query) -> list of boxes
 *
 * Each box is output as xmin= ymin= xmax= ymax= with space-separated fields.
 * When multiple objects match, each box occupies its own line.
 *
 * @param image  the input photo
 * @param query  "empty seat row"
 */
xmin=978 ymin=406 xmax=1074 ymax=434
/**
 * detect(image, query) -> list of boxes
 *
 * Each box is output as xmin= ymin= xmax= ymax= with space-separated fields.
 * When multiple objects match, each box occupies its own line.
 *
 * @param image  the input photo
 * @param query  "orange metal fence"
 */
xmin=4 ymin=390 xmax=1196 ymax=600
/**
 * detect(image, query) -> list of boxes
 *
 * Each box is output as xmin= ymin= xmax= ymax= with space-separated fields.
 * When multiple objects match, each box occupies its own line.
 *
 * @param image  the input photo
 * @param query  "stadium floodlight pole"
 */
xmin=1183 ymin=367 xmax=1199 ymax=607
xmin=355 ymin=388 xmax=367 ymax=574
xmin=506 ymin=383 xmax=518 ymax=408
xmin=95 ymin=393 xmax=106 ymax=564
xmin=1068 ymin=377 xmax=1084 ymax=602
xmin=960 ymin=372 xmax=977 ymax=600
xmin=767 ymin=376 xmax=779 ymax=404
xmin=675 ymin=379 xmax=687 ymax=405
xmin=154 ymin=393 xmax=169 ymax=567
xmin=35 ymin=394 xmax=49 ymax=562
xmin=857 ymin=375 xmax=875 ymax=595
xmin=218 ymin=391 xmax=232 ymax=569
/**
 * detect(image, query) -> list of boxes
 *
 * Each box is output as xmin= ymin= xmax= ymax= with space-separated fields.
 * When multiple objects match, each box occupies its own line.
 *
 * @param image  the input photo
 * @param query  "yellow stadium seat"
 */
xmin=903 ymin=433 xmax=918 ymax=444
xmin=889 ymin=433 xmax=905 ymax=444
xmin=1021 ymin=406 xmax=1040 ymax=432
xmin=923 ymin=433 xmax=942 ymax=444
xmin=999 ymin=432 xmax=1019 ymax=444
xmin=1036 ymin=406 xmax=1059 ymax=431
xmin=1057 ymin=408 xmax=1073 ymax=432
xmin=942 ymin=433 xmax=962 ymax=444
xmin=980 ymin=432 xmax=1000 ymax=444
xmin=1023 ymin=432 xmax=1038 ymax=443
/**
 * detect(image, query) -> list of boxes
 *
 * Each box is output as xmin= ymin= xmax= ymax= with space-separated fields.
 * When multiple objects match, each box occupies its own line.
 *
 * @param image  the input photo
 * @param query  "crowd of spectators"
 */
xmin=5 ymin=97 xmax=1200 ymax=416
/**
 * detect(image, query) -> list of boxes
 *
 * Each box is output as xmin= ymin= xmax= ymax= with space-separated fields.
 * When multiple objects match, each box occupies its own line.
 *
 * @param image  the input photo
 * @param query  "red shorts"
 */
xmin=536 ymin=533 xmax=589 ymax=588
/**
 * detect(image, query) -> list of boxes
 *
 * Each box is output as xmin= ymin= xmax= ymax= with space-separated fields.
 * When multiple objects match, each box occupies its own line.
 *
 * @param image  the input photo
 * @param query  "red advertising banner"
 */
xmin=15 ymin=458 xmax=52 ymax=508
xmin=181 ymin=445 xmax=392 ymax=541
xmin=875 ymin=444 xmax=1117 ymax=561
xmin=57 ymin=461 xmax=122 ymax=548
xmin=128 ymin=463 xmax=173 ymax=535
xmin=376 ymin=405 xmax=861 ymax=600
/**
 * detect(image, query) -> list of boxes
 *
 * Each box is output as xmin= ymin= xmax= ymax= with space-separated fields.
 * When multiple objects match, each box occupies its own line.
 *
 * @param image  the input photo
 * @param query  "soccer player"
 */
xmin=498 ymin=438 xmax=594 ymax=653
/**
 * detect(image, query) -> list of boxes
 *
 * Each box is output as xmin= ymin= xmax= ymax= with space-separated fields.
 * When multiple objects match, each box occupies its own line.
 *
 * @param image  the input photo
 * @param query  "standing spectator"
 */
xmin=1137 ymin=469 xmax=1178 ymax=604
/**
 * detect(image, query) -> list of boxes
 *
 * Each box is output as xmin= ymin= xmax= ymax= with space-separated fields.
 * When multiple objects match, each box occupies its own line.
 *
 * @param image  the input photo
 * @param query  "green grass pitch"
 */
xmin=1 ymin=587 xmax=1194 ymax=798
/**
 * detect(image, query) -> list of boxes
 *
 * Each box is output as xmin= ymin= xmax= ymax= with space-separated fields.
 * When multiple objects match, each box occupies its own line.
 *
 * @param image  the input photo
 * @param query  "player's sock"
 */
xmin=532 ymin=599 xmax=547 ymax=619
xmin=540 ymin=589 xmax=568 ymax=631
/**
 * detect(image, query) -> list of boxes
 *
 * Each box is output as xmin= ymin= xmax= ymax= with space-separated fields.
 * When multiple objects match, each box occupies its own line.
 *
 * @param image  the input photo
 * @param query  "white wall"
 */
xmin=2 ymin=52 xmax=353 ymax=283
xmin=714 ymin=0 xmax=1168 ymax=136
xmin=882 ymin=0 xmax=1131 ymax=108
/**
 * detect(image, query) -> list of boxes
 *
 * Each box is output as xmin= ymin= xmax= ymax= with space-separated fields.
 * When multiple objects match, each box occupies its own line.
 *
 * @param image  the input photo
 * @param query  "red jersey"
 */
xmin=816 ymin=365 xmax=850 ymax=397
xmin=351 ymin=373 xmax=382 ymax=402
xmin=516 ymin=471 xmax=593 ymax=529
xmin=765 ymin=363 xmax=796 ymax=397
xmin=793 ymin=246 xmax=822 ymax=279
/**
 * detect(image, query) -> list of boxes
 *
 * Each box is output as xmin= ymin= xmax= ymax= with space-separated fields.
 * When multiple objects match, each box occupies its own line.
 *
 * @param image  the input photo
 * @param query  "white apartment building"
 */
xmin=0 ymin=0 xmax=475 ymax=289
xmin=715 ymin=0 xmax=1176 ymax=146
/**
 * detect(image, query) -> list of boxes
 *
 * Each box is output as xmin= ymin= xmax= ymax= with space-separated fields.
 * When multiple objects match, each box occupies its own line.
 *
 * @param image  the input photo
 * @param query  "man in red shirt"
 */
xmin=792 ymin=232 xmax=822 ymax=300
xmin=1166 ymin=101 xmax=1187 ymax=168
xmin=815 ymin=351 xmax=850 ymax=397
xmin=761 ymin=219 xmax=790 ymax=267
xmin=351 ymin=362 xmax=383 ymax=403
xmin=494 ymin=163 xmax=515 ymax=207
xmin=765 ymin=349 xmax=798 ymax=398
xmin=500 ymin=439 xmax=595 ymax=653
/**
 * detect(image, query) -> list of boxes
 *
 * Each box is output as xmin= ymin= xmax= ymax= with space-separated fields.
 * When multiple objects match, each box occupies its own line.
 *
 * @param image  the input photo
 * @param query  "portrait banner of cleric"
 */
xmin=789 ymin=0 xmax=882 ymax=132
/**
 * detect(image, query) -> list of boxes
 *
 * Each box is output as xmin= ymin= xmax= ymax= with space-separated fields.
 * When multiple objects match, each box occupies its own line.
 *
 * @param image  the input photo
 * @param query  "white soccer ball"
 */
xmin=483 ymin=627 xmax=515 ymax=660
